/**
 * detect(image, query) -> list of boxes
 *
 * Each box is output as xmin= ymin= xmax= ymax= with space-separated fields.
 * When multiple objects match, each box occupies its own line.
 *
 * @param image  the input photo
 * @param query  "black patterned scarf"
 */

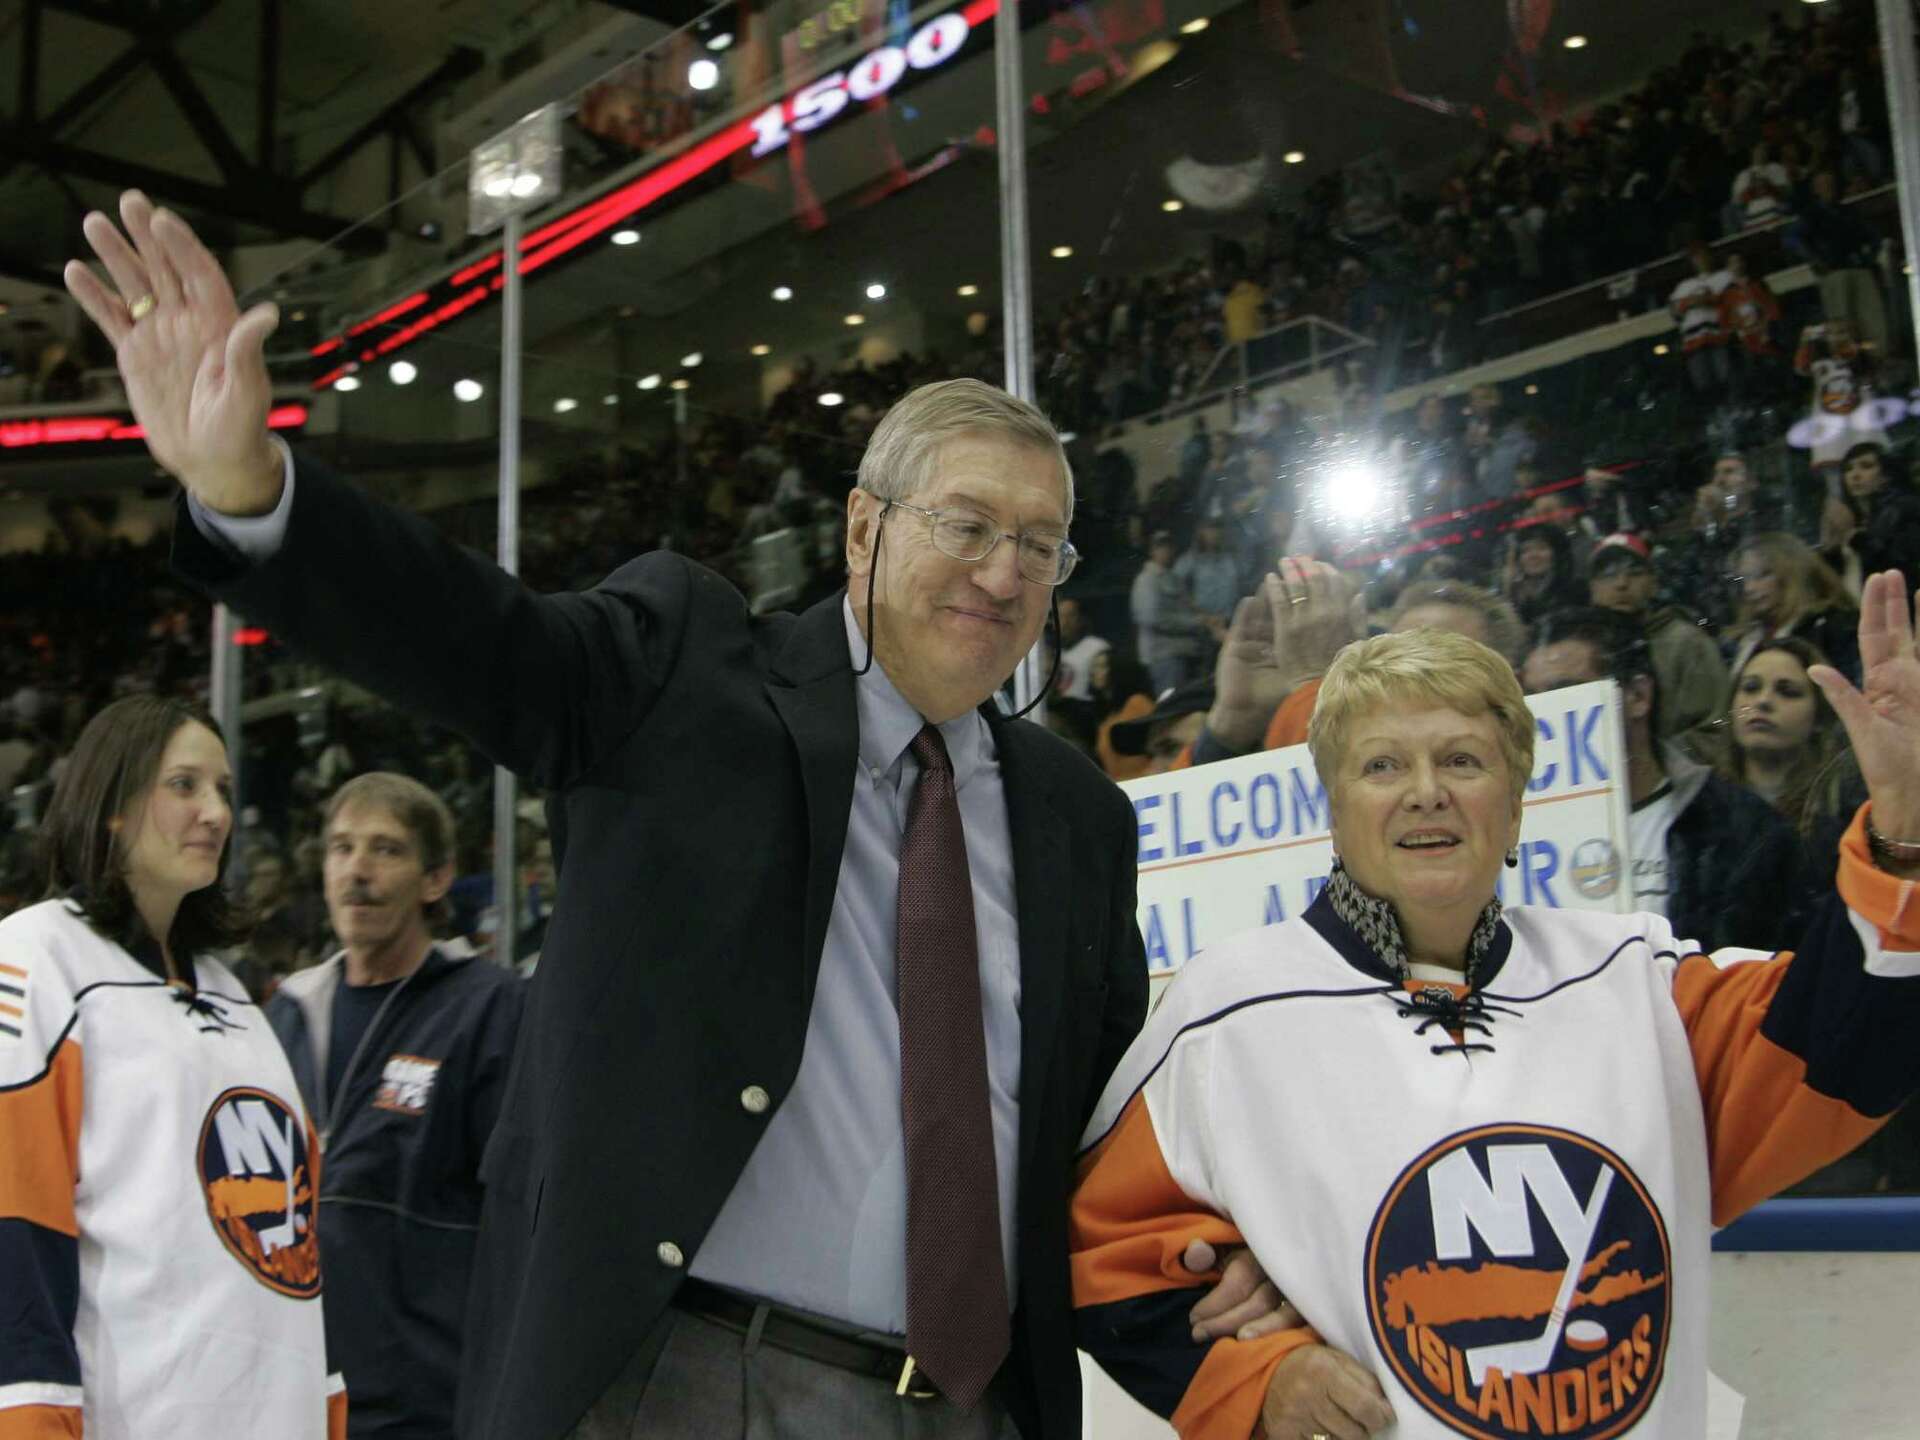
xmin=1323 ymin=858 xmax=1504 ymax=987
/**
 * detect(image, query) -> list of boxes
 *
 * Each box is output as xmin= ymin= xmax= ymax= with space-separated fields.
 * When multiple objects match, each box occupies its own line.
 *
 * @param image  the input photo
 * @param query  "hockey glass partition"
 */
xmin=517 ymin=0 xmax=1007 ymax=624
xmin=227 ymin=155 xmax=520 ymax=975
xmin=1013 ymin=0 xmax=1920 ymax=1220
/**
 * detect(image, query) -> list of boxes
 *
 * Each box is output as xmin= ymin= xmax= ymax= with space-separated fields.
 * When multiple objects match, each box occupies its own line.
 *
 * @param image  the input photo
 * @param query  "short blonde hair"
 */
xmin=1308 ymin=629 xmax=1536 ymax=806
xmin=857 ymin=378 xmax=1073 ymax=523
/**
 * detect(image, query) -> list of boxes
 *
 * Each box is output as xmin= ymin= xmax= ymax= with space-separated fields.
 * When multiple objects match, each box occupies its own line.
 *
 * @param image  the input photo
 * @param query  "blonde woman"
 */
xmin=1072 ymin=580 xmax=1920 ymax=1440
xmin=1725 ymin=531 xmax=1860 ymax=683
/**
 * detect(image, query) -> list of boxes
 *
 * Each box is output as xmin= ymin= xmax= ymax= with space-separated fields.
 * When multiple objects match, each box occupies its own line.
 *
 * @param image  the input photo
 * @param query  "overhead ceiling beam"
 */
xmin=0 ymin=0 xmax=223 ymax=187
xmin=396 ymin=113 xmax=434 ymax=179
xmin=144 ymin=39 xmax=253 ymax=184
xmin=19 ymin=1 xmax=42 ymax=124
xmin=0 ymin=132 xmax=382 ymax=252
xmin=295 ymin=48 xmax=483 ymax=192
xmin=0 ymin=45 xmax=143 ymax=187
xmin=590 ymin=0 xmax=714 ymax=26
xmin=257 ymin=0 xmax=280 ymax=169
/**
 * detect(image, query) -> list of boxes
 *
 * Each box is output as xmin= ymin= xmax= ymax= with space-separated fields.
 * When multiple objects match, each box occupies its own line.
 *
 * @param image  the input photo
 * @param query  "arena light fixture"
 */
xmin=689 ymin=58 xmax=720 ymax=91
xmin=750 ymin=343 xmax=771 ymax=356
xmin=819 ymin=391 xmax=845 ymax=407
xmin=637 ymin=373 xmax=662 ymax=390
xmin=1653 ymin=343 xmax=1670 ymax=356
xmin=670 ymin=377 xmax=691 ymax=391
xmin=1162 ymin=199 xmax=1184 ymax=213
xmin=454 ymin=378 xmax=485 ymax=402
xmin=611 ymin=229 xmax=640 ymax=246
xmin=845 ymin=313 xmax=866 ymax=326
xmin=1179 ymin=18 xmax=1209 ymax=35
xmin=334 ymin=375 xmax=361 ymax=392
xmin=1050 ymin=245 xmax=1073 ymax=259
xmin=603 ymin=393 xmax=619 ymax=405
xmin=865 ymin=282 xmax=888 ymax=300
xmin=1524 ymin=383 xmax=1539 ymax=395
xmin=706 ymin=31 xmax=735 ymax=50
xmin=388 ymin=360 xmax=418 ymax=385
xmin=772 ymin=285 xmax=794 ymax=301
xmin=554 ymin=397 xmax=578 ymax=413
xmin=681 ymin=351 xmax=703 ymax=367
xmin=1563 ymin=34 xmax=1588 ymax=49
xmin=957 ymin=283 xmax=979 ymax=296
xmin=1284 ymin=150 xmax=1306 ymax=165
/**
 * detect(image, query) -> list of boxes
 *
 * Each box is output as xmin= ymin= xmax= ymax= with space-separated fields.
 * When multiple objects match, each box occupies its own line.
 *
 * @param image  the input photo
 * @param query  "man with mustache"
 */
xmin=64 ymin=193 xmax=1283 ymax=1440
xmin=266 ymin=773 xmax=526 ymax=1439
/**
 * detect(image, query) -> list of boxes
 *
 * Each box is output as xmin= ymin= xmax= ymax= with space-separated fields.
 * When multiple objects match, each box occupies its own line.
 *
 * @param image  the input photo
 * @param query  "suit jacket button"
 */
xmin=740 ymin=1085 xmax=771 ymax=1115
xmin=657 ymin=1241 xmax=685 ymax=1269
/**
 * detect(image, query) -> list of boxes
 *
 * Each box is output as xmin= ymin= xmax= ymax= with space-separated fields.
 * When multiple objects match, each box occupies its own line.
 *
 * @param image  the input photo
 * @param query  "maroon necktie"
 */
xmin=899 ymin=724 xmax=1010 ymax=1408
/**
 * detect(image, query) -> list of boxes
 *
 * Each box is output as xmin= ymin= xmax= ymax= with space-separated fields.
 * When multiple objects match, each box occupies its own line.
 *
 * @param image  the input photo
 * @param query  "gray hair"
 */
xmin=856 ymin=378 xmax=1074 ymax=524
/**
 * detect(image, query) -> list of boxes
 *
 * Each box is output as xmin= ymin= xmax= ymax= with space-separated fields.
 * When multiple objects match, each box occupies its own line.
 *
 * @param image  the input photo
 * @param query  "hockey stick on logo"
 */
xmin=1465 ymin=1164 xmax=1615 ymax=1385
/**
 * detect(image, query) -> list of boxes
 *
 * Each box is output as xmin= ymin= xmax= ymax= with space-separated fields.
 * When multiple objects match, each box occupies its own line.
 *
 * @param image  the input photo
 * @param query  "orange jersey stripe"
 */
xmin=1672 ymin=953 xmax=1883 ymax=1224
xmin=1837 ymin=808 xmax=1920 ymax=952
xmin=1073 ymin=1092 xmax=1317 ymax=1439
xmin=0 ymin=961 xmax=27 ymax=978
xmin=0 ymin=1037 xmax=83 ymax=1237
xmin=0 ymin=1002 xmax=21 ymax=1018
xmin=0 ymin=1406 xmax=83 ymax=1439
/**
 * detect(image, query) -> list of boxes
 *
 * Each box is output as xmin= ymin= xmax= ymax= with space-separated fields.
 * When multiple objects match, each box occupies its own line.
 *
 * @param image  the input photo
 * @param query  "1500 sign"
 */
xmin=749 ymin=11 xmax=973 ymax=158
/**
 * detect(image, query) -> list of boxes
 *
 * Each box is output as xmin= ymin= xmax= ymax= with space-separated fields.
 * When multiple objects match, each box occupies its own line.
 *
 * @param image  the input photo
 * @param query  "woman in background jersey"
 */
xmin=0 ymin=695 xmax=344 ymax=1439
xmin=1070 ymin=578 xmax=1920 ymax=1440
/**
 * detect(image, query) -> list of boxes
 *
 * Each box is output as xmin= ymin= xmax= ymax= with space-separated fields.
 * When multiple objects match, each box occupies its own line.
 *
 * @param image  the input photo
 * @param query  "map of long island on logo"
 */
xmin=196 ymin=1087 xmax=322 ymax=1298
xmin=1365 ymin=1125 xmax=1671 ymax=1439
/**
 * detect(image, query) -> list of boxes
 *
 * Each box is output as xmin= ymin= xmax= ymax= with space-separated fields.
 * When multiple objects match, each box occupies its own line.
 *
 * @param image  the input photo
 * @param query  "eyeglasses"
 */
xmin=876 ymin=495 xmax=1080 ymax=586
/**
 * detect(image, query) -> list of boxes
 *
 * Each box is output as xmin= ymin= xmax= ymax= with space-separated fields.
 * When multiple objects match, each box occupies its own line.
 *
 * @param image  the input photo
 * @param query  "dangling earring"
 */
xmin=1505 ymin=847 xmax=1520 ymax=869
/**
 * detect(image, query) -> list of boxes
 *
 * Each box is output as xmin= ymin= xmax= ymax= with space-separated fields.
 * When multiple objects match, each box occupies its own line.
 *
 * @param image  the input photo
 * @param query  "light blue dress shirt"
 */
xmin=192 ymin=469 xmax=1024 ymax=1336
xmin=691 ymin=599 xmax=1023 ymax=1333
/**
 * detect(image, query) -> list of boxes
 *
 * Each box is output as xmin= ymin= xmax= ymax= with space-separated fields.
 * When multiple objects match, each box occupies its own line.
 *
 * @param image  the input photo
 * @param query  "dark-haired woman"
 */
xmin=0 ymin=695 xmax=344 ymax=1438
xmin=1822 ymin=441 xmax=1920 ymax=599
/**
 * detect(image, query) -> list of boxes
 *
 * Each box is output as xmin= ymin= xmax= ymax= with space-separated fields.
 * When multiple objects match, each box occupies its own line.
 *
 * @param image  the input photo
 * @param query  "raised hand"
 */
xmin=63 ymin=191 xmax=284 ymax=515
xmin=1808 ymin=570 xmax=1920 ymax=837
xmin=1208 ymin=558 xmax=1357 ymax=754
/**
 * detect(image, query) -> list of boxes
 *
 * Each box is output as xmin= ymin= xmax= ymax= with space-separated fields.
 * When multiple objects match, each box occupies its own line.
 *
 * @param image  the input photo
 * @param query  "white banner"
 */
xmin=1118 ymin=681 xmax=1633 ymax=977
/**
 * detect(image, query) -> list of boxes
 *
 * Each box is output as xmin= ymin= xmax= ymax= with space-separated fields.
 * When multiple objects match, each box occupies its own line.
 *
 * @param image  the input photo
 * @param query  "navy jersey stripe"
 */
xmin=1075 ymin=1286 xmax=1212 ymax=1420
xmin=0 ymin=1216 xmax=81 ymax=1391
xmin=1761 ymin=895 xmax=1920 ymax=1116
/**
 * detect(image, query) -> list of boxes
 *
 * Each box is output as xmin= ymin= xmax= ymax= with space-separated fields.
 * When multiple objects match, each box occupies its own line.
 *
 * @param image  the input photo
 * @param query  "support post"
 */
xmin=995 ymin=0 xmax=1044 ymax=717
xmin=491 ymin=211 xmax=523 ymax=968
xmin=209 ymin=603 xmax=244 ymax=855
xmin=1874 ymin=0 xmax=1920 ymax=358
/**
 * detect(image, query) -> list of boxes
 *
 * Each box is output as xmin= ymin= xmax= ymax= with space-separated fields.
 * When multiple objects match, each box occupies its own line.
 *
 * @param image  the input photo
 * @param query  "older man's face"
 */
xmin=846 ymin=433 xmax=1067 ymax=723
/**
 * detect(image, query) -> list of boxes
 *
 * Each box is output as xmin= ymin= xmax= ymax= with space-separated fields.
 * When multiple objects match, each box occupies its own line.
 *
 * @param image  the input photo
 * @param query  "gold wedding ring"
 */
xmin=129 ymin=293 xmax=157 ymax=321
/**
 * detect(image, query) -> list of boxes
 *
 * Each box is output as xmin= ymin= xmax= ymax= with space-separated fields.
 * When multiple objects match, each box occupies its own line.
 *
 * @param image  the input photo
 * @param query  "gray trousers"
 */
xmin=567 ymin=1309 xmax=1022 ymax=1440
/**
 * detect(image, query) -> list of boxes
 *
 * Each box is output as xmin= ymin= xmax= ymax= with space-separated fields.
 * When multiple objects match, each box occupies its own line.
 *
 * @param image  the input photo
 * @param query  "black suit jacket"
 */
xmin=172 ymin=460 xmax=1149 ymax=1440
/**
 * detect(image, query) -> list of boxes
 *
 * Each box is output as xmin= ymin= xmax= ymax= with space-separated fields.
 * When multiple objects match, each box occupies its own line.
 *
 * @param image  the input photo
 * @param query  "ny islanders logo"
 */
xmin=196 ymin=1087 xmax=321 ymax=1298
xmin=1365 ymin=1125 xmax=1670 ymax=1439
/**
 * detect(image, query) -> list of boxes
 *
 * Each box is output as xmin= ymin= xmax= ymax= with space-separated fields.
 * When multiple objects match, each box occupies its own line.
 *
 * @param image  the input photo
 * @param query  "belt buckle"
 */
xmin=895 ymin=1355 xmax=938 ymax=1401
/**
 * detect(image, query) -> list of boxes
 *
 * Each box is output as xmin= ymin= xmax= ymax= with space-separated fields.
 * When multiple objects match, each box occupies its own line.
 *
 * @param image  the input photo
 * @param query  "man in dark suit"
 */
xmin=65 ymin=193 xmax=1284 ymax=1440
